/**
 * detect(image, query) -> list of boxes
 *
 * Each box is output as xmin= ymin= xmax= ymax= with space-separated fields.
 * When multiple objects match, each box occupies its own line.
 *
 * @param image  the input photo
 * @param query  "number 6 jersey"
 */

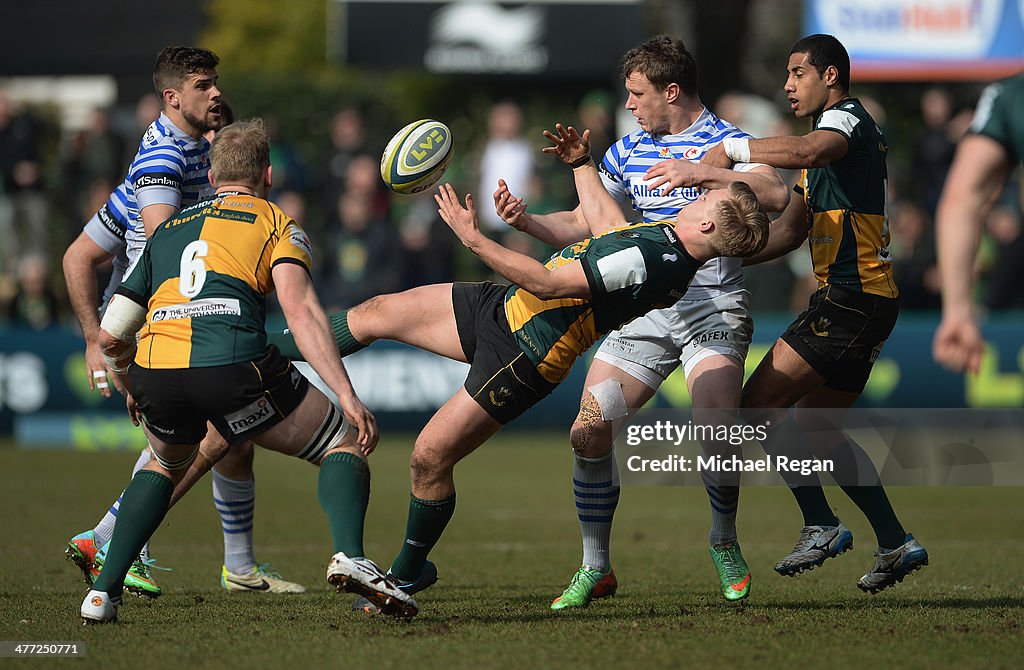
xmin=117 ymin=192 xmax=313 ymax=369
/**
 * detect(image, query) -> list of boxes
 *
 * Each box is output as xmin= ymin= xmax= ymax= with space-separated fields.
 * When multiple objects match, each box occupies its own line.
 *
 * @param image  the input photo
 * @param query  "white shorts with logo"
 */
xmin=594 ymin=289 xmax=753 ymax=390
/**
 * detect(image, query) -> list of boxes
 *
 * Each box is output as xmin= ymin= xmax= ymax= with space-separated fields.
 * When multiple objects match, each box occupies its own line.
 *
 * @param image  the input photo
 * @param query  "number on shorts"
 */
xmin=179 ymin=240 xmax=209 ymax=297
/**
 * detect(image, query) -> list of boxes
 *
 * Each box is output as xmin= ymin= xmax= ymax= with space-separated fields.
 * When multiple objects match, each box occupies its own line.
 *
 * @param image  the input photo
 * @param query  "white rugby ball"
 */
xmin=380 ymin=119 xmax=454 ymax=194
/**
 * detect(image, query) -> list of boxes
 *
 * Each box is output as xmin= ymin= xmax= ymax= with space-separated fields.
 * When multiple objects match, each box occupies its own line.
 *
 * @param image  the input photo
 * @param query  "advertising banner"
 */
xmin=2 ymin=314 xmax=1022 ymax=447
xmin=804 ymin=0 xmax=1024 ymax=80
xmin=331 ymin=0 xmax=643 ymax=78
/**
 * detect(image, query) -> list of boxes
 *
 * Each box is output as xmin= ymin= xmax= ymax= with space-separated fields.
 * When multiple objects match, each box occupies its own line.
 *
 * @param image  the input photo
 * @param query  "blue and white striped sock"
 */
xmin=94 ymin=447 xmax=153 ymax=548
xmin=212 ymin=468 xmax=257 ymax=575
xmin=702 ymin=470 xmax=739 ymax=546
xmin=574 ymin=451 xmax=619 ymax=573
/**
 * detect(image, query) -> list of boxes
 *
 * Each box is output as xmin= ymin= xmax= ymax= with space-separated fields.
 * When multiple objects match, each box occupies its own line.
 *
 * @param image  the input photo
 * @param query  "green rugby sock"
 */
xmin=318 ymin=451 xmax=371 ymax=557
xmin=265 ymin=310 xmax=366 ymax=362
xmin=93 ymin=470 xmax=173 ymax=596
xmin=762 ymin=415 xmax=839 ymax=528
xmin=390 ymin=493 xmax=456 ymax=583
xmin=830 ymin=438 xmax=906 ymax=548
xmin=328 ymin=311 xmax=366 ymax=357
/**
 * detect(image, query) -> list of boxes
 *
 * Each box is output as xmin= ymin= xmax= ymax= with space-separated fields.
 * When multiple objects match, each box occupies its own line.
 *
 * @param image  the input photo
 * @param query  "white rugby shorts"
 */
xmin=594 ymin=289 xmax=753 ymax=389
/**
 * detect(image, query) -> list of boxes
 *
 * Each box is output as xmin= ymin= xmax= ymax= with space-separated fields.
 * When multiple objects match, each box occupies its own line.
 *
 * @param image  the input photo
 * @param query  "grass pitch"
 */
xmin=1 ymin=435 xmax=1021 ymax=669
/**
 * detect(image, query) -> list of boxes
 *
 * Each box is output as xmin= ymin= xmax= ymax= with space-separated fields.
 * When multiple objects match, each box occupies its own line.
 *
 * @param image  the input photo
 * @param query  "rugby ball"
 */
xmin=380 ymin=119 xmax=454 ymax=194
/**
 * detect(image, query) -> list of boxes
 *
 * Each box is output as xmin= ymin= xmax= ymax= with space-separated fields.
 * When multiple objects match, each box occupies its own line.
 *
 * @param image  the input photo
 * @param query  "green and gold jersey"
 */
xmin=505 ymin=222 xmax=701 ymax=384
xmin=970 ymin=73 xmax=1024 ymax=165
xmin=798 ymin=97 xmax=897 ymax=298
xmin=117 ymin=192 xmax=313 ymax=369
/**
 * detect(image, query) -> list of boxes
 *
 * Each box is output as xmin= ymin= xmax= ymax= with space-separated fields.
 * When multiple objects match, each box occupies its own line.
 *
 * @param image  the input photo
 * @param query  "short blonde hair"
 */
xmin=710 ymin=181 xmax=770 ymax=257
xmin=210 ymin=118 xmax=270 ymax=188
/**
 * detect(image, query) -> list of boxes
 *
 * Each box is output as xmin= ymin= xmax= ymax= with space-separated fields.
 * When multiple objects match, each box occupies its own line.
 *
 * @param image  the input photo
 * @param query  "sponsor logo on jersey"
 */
xmin=286 ymin=224 xmax=314 ymax=261
xmin=662 ymin=253 xmax=679 ymax=263
xmin=97 ymin=204 xmax=126 ymax=238
xmin=226 ymin=397 xmax=277 ymax=434
xmin=151 ymin=298 xmax=242 ymax=322
xmin=683 ymin=146 xmax=700 ymax=159
xmin=598 ymin=162 xmax=616 ymax=181
xmin=809 ymin=235 xmax=834 ymax=244
xmin=135 ymin=173 xmax=181 ymax=190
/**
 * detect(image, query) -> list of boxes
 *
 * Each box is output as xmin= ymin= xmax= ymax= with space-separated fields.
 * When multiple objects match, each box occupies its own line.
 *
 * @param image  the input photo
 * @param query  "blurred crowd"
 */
xmin=1 ymin=84 xmax=1021 ymax=333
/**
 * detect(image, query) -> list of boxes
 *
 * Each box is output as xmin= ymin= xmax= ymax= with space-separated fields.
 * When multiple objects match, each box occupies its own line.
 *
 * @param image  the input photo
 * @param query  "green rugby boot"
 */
xmin=551 ymin=566 xmax=617 ymax=610
xmin=710 ymin=542 xmax=751 ymax=601
xmin=94 ymin=542 xmax=163 ymax=599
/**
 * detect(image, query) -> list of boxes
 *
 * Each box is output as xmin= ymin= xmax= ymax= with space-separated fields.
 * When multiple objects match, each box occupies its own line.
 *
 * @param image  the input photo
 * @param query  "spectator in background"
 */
xmin=4 ymin=253 xmax=62 ymax=330
xmin=913 ymin=88 xmax=957 ymax=217
xmin=343 ymin=153 xmax=391 ymax=220
xmin=889 ymin=200 xmax=940 ymax=310
xmin=323 ymin=106 xmax=368 ymax=217
xmin=0 ymin=89 xmax=50 ymax=271
xmin=577 ymin=90 xmax=615 ymax=162
xmin=397 ymin=194 xmax=455 ymax=289
xmin=265 ymin=115 xmax=310 ymax=196
xmin=58 ymin=108 xmax=125 ymax=243
xmin=982 ymin=204 xmax=1024 ymax=311
xmin=321 ymin=191 xmax=400 ymax=310
xmin=477 ymin=101 xmax=533 ymax=233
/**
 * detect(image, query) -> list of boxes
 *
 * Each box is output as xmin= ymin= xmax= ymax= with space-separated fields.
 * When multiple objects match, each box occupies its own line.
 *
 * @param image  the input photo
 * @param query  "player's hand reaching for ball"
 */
xmin=436 ymin=183 xmax=482 ymax=248
xmin=542 ymin=124 xmax=591 ymax=165
xmin=493 ymin=179 xmax=528 ymax=231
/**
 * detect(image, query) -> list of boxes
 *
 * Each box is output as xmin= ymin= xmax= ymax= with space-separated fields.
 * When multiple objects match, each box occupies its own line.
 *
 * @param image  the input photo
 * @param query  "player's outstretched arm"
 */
xmin=742 ymin=193 xmax=808 ymax=266
xmin=932 ymin=134 xmax=1012 ymax=374
xmin=543 ymin=124 xmax=626 ymax=237
xmin=644 ymin=161 xmax=789 ymax=213
xmin=273 ymin=263 xmax=378 ymax=453
xmin=703 ymin=130 xmax=848 ymax=171
xmin=493 ymin=183 xmax=592 ymax=248
xmin=63 ymin=232 xmax=122 ymax=396
xmin=438 ymin=183 xmax=591 ymax=299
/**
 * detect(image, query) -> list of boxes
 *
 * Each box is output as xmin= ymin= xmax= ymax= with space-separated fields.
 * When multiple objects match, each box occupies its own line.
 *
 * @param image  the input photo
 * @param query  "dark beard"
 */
xmin=182 ymin=108 xmax=216 ymax=135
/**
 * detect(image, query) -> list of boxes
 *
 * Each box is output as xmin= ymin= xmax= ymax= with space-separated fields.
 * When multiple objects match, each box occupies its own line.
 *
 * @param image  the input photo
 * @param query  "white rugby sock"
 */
xmin=94 ymin=447 xmax=153 ymax=547
xmin=212 ymin=468 xmax=257 ymax=575
xmin=574 ymin=451 xmax=619 ymax=573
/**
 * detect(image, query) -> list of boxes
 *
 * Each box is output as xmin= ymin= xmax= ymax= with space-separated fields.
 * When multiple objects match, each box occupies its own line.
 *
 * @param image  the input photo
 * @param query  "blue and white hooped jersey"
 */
xmin=599 ymin=108 xmax=759 ymax=299
xmin=123 ymin=112 xmax=214 ymax=264
xmin=82 ymin=183 xmax=131 ymax=310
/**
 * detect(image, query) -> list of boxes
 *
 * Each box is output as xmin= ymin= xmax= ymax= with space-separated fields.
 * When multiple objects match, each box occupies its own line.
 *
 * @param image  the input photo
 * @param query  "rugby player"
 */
xmin=493 ymin=36 xmax=789 ymax=607
xmin=270 ymin=122 xmax=770 ymax=613
xmin=702 ymin=34 xmax=929 ymax=592
xmin=64 ymin=47 xmax=303 ymax=597
xmin=80 ymin=119 xmax=404 ymax=624
xmin=933 ymin=72 xmax=1024 ymax=372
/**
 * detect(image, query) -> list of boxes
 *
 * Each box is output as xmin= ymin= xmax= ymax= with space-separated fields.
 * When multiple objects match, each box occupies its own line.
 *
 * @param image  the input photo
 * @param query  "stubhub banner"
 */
xmin=804 ymin=0 xmax=1024 ymax=80
xmin=2 ymin=315 xmax=1023 ymax=449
